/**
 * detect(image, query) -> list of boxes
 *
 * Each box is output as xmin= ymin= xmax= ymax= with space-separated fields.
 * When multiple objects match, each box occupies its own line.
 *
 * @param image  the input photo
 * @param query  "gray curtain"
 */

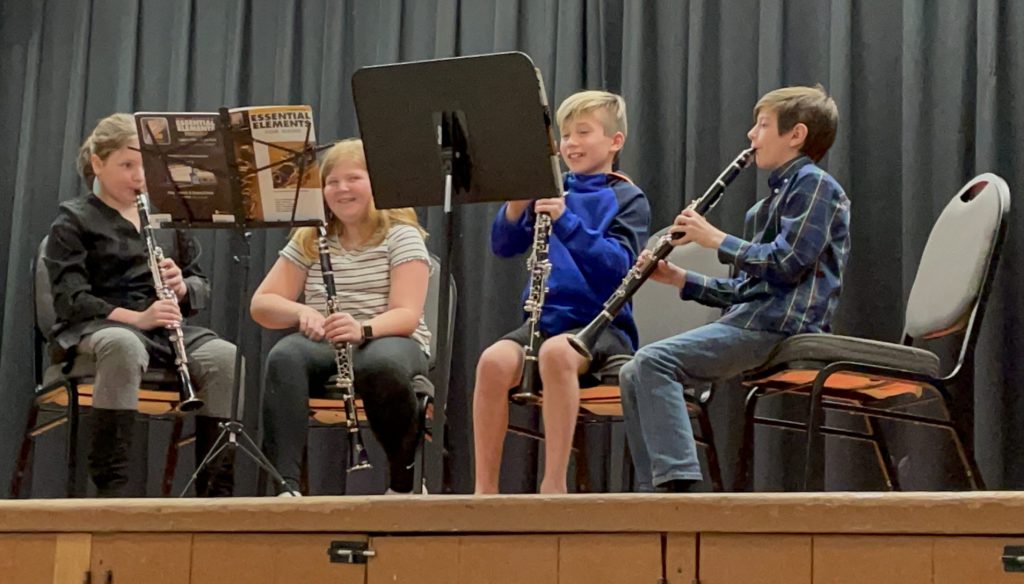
xmin=1 ymin=0 xmax=1022 ymax=496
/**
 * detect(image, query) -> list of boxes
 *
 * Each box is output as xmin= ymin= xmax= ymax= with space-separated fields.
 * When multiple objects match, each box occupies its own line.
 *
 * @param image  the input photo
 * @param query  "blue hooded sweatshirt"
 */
xmin=491 ymin=172 xmax=651 ymax=349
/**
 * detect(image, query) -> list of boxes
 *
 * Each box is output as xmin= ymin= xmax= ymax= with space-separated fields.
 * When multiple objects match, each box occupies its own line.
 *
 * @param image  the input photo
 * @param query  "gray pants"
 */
xmin=78 ymin=327 xmax=236 ymax=418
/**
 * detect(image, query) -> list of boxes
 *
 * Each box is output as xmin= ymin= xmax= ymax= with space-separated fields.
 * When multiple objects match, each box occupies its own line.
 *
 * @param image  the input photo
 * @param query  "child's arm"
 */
xmin=46 ymin=214 xmax=118 ymax=327
xmin=647 ymin=246 xmax=745 ymax=309
xmin=642 ymin=249 xmax=742 ymax=309
xmin=552 ymin=188 xmax=650 ymax=297
xmin=171 ymin=231 xmax=210 ymax=316
xmin=47 ymin=215 xmax=183 ymax=331
xmin=250 ymin=256 xmax=323 ymax=336
xmin=681 ymin=271 xmax=744 ymax=308
xmin=717 ymin=173 xmax=844 ymax=285
xmin=490 ymin=201 xmax=535 ymax=257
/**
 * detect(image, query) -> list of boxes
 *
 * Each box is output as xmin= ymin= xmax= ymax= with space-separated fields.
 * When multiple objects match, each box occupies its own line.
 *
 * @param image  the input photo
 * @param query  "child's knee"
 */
xmin=266 ymin=338 xmax=305 ymax=380
xmin=618 ymin=358 xmax=638 ymax=388
xmin=476 ymin=342 xmax=521 ymax=383
xmin=208 ymin=340 xmax=237 ymax=371
xmin=538 ymin=335 xmax=584 ymax=373
xmin=630 ymin=345 xmax=662 ymax=371
xmin=92 ymin=328 xmax=148 ymax=368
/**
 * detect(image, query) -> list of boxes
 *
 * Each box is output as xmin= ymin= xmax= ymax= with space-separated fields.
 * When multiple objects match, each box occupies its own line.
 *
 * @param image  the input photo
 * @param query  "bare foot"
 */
xmin=538 ymin=482 xmax=568 ymax=494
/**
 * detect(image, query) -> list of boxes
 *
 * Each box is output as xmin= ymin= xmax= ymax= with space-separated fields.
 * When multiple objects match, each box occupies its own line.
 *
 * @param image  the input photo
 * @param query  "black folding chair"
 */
xmin=10 ymin=237 xmax=192 ymax=498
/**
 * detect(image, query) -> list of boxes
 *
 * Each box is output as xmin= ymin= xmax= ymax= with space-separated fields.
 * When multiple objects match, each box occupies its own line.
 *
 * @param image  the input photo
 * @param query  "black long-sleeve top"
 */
xmin=44 ymin=193 xmax=210 ymax=350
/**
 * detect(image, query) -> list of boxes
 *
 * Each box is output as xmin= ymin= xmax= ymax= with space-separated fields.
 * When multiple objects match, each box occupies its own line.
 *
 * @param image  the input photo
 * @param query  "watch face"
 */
xmin=362 ymin=324 xmax=373 ymax=340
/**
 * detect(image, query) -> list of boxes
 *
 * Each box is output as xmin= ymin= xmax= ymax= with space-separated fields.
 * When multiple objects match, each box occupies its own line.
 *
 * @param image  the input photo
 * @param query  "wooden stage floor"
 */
xmin=2 ymin=492 xmax=1023 ymax=583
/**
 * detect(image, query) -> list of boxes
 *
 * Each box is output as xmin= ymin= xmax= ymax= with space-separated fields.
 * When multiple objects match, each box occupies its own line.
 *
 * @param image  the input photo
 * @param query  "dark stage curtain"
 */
xmin=1 ymin=0 xmax=1021 ymax=496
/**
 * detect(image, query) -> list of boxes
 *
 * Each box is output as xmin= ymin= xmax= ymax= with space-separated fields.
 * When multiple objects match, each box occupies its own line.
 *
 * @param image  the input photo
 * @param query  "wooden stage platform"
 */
xmin=2 ymin=492 xmax=1024 ymax=583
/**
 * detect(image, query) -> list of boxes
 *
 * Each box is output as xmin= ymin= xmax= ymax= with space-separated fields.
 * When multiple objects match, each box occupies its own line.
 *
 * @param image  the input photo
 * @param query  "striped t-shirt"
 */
xmin=280 ymin=224 xmax=432 ymax=356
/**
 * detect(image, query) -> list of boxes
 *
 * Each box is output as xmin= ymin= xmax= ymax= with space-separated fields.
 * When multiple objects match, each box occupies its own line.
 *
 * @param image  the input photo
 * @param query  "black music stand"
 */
xmin=137 ymin=107 xmax=328 ymax=497
xmin=352 ymin=51 xmax=563 ymax=492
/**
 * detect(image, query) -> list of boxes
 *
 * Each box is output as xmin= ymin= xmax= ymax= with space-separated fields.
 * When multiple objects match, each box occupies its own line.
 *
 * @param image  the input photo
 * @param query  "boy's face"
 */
xmin=747 ymin=109 xmax=806 ymax=171
xmin=559 ymin=110 xmax=624 ymax=175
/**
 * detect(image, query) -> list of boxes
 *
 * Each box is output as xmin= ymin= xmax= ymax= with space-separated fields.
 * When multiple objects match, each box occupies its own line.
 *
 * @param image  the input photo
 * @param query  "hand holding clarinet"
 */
xmin=567 ymin=148 xmax=755 ymax=361
xmin=637 ymin=205 xmax=730 ymax=287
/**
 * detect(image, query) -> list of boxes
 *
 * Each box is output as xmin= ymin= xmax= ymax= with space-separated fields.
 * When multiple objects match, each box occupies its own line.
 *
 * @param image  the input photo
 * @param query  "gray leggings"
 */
xmin=77 ymin=327 xmax=236 ymax=418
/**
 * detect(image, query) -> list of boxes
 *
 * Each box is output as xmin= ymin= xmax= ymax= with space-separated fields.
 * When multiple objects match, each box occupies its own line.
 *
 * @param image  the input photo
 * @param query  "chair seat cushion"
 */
xmin=576 ymin=385 xmax=706 ymax=417
xmin=323 ymin=374 xmax=434 ymax=400
xmin=311 ymin=375 xmax=434 ymax=425
xmin=591 ymin=354 xmax=633 ymax=386
xmin=745 ymin=333 xmax=941 ymax=400
xmin=38 ymin=360 xmax=182 ymax=415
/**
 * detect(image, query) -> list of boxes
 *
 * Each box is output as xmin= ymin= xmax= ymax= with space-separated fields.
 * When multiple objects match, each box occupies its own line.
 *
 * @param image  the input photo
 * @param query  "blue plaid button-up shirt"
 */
xmin=681 ymin=155 xmax=851 ymax=335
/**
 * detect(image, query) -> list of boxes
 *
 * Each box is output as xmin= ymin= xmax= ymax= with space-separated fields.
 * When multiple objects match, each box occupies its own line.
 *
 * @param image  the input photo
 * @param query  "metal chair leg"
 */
xmin=621 ymin=433 xmax=635 ymax=492
xmin=733 ymin=387 xmax=762 ymax=492
xmin=867 ymin=416 xmax=901 ymax=491
xmin=695 ymin=405 xmax=724 ymax=492
xmin=65 ymin=382 xmax=81 ymax=498
xmin=413 ymin=395 xmax=431 ymax=494
xmin=10 ymin=402 xmax=40 ymax=498
xmin=951 ymin=419 xmax=986 ymax=490
xmin=803 ymin=367 xmax=841 ymax=491
xmin=572 ymin=423 xmax=592 ymax=493
xmin=162 ymin=416 xmax=184 ymax=497
xmin=300 ymin=441 xmax=310 ymax=495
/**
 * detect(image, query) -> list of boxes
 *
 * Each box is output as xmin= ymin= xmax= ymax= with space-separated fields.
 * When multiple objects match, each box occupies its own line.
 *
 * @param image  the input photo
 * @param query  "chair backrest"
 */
xmin=31 ymin=237 xmax=58 ymax=384
xmin=424 ymin=254 xmax=456 ymax=369
xmin=904 ymin=174 xmax=1010 ymax=343
xmin=633 ymin=228 xmax=731 ymax=346
xmin=35 ymin=237 xmax=57 ymax=338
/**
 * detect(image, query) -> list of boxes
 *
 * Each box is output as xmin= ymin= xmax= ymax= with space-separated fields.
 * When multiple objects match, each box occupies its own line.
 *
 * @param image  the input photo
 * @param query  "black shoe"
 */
xmin=194 ymin=416 xmax=235 ymax=497
xmin=655 ymin=479 xmax=701 ymax=493
xmin=89 ymin=409 xmax=135 ymax=497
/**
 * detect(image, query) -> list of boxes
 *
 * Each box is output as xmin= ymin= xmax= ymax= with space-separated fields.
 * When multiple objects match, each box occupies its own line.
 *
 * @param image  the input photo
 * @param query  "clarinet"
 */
xmin=509 ymin=206 xmax=555 ymax=404
xmin=567 ymin=148 xmax=756 ymax=361
xmin=135 ymin=192 xmax=204 ymax=412
xmin=317 ymin=225 xmax=372 ymax=472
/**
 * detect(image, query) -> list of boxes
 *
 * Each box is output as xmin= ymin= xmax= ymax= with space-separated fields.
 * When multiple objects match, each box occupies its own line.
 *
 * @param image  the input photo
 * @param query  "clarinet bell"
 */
xmin=566 ymin=323 xmax=598 ymax=362
xmin=347 ymin=439 xmax=373 ymax=473
xmin=176 ymin=372 xmax=205 ymax=413
xmin=509 ymin=388 xmax=542 ymax=404
xmin=177 ymin=395 xmax=205 ymax=413
xmin=509 ymin=358 xmax=543 ymax=404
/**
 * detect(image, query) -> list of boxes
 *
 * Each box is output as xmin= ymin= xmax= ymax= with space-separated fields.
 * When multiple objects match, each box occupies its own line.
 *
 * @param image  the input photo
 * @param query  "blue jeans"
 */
xmin=619 ymin=322 xmax=785 ymax=491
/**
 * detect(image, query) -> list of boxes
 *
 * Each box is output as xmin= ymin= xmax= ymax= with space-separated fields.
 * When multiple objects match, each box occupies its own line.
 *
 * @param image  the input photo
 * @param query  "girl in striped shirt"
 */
xmin=251 ymin=139 xmax=431 ymax=495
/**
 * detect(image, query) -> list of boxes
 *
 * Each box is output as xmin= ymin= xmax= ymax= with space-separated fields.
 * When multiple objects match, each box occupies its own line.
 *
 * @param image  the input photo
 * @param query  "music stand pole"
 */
xmin=179 ymin=107 xmax=318 ymax=497
xmin=352 ymin=52 xmax=564 ymax=493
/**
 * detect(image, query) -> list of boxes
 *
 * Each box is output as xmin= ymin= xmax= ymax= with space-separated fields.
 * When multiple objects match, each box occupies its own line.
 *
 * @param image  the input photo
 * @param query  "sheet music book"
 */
xmin=135 ymin=105 xmax=325 ymax=225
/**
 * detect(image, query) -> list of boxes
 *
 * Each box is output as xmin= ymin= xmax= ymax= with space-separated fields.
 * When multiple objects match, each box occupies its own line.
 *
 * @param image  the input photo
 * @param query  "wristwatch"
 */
xmin=361 ymin=323 xmax=374 ymax=344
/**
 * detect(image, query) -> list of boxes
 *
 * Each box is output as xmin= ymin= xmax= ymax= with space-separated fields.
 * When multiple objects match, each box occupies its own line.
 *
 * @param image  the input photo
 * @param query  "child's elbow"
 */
xmin=397 ymin=311 xmax=422 ymax=336
xmin=772 ymin=261 xmax=813 ymax=285
xmin=491 ymin=241 xmax=521 ymax=258
xmin=249 ymin=295 xmax=269 ymax=327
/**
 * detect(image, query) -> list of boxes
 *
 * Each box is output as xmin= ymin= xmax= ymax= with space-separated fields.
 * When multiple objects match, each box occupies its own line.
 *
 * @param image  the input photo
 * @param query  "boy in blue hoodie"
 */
xmin=473 ymin=91 xmax=651 ymax=494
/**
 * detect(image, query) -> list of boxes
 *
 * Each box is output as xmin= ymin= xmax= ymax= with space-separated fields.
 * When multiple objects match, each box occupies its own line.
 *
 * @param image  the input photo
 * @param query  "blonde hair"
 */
xmin=754 ymin=84 xmax=838 ymax=162
xmin=292 ymin=138 xmax=426 ymax=259
xmin=77 ymin=113 xmax=137 ymax=184
xmin=556 ymin=90 xmax=628 ymax=139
